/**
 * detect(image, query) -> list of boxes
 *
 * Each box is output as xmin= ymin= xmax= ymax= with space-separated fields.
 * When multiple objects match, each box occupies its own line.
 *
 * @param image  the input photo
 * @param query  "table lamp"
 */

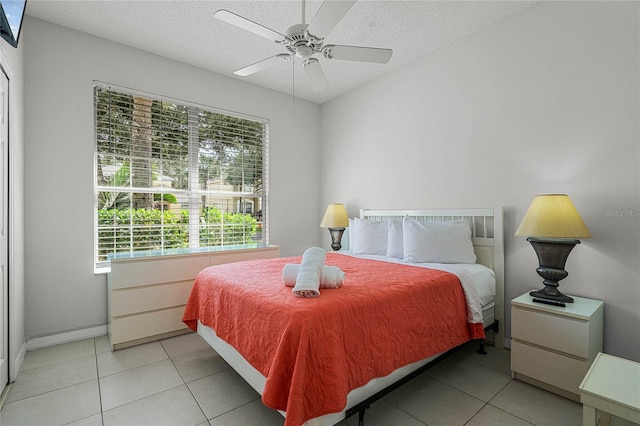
xmin=320 ymin=203 xmax=349 ymax=251
xmin=515 ymin=194 xmax=591 ymax=304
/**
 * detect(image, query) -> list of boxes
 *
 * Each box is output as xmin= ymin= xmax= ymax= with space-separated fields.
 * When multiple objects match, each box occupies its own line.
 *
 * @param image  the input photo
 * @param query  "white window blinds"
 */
xmin=94 ymin=84 xmax=269 ymax=268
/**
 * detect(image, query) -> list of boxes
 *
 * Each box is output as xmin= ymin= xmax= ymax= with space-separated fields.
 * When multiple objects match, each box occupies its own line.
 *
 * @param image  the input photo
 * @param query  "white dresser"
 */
xmin=108 ymin=245 xmax=280 ymax=350
xmin=511 ymin=292 xmax=604 ymax=401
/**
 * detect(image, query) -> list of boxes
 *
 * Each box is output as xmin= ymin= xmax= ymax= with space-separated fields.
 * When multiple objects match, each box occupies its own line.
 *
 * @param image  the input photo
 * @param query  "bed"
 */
xmin=182 ymin=207 xmax=504 ymax=426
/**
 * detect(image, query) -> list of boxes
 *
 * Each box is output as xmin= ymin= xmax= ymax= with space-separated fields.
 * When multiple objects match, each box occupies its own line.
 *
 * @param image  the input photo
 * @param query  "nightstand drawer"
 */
xmin=511 ymin=340 xmax=588 ymax=395
xmin=512 ymin=306 xmax=589 ymax=357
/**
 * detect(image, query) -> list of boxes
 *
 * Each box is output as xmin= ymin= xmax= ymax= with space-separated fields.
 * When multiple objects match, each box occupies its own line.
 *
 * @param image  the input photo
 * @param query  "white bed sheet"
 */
xmin=195 ymin=254 xmax=497 ymax=426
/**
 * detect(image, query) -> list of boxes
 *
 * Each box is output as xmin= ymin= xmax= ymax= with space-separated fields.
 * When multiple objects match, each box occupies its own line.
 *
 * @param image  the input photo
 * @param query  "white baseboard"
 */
xmin=26 ymin=325 xmax=108 ymax=351
xmin=11 ymin=342 xmax=26 ymax=381
xmin=0 ymin=382 xmax=11 ymax=410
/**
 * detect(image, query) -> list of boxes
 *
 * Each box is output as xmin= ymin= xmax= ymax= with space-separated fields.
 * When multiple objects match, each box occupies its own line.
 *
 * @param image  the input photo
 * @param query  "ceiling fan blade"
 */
xmin=214 ymin=9 xmax=285 ymax=43
xmin=323 ymin=44 xmax=393 ymax=64
xmin=235 ymin=54 xmax=291 ymax=77
xmin=303 ymin=58 xmax=329 ymax=91
xmin=306 ymin=0 xmax=356 ymax=39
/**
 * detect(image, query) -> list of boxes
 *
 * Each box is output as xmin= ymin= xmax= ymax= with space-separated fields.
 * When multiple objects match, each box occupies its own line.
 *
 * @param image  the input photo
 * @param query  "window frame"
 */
xmin=93 ymin=82 xmax=269 ymax=271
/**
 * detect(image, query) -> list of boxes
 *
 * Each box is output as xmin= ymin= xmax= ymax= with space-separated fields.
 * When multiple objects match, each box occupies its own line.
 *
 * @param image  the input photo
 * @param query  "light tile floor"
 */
xmin=0 ymin=333 xmax=636 ymax=426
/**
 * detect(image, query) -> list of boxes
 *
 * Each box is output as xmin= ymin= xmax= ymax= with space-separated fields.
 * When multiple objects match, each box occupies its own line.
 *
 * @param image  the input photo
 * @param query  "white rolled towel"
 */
xmin=292 ymin=247 xmax=326 ymax=298
xmin=282 ymin=264 xmax=345 ymax=288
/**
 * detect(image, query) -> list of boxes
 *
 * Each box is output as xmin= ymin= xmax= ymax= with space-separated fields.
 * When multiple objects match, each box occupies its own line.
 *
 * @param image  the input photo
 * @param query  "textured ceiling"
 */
xmin=26 ymin=0 xmax=536 ymax=104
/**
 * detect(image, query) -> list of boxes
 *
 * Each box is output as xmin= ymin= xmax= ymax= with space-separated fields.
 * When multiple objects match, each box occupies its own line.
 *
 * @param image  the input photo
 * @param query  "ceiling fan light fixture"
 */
xmin=295 ymin=45 xmax=313 ymax=60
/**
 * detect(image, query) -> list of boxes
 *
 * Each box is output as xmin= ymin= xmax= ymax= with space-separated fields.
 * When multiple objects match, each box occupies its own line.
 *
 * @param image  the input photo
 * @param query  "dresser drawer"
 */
xmin=111 ymin=306 xmax=188 ymax=346
xmin=110 ymin=255 xmax=209 ymax=289
xmin=511 ymin=340 xmax=588 ymax=395
xmin=110 ymin=280 xmax=193 ymax=317
xmin=512 ymin=306 xmax=590 ymax=358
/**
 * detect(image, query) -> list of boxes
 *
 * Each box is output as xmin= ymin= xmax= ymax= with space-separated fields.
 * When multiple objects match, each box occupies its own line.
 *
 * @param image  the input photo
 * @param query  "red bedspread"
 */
xmin=183 ymin=253 xmax=484 ymax=426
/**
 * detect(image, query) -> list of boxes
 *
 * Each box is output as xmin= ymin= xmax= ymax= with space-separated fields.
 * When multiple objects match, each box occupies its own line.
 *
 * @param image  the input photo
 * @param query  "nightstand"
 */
xmin=511 ymin=292 xmax=604 ymax=401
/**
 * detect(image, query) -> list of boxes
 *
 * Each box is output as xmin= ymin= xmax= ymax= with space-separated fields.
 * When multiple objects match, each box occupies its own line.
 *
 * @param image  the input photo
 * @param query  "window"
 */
xmin=94 ymin=84 xmax=269 ymax=268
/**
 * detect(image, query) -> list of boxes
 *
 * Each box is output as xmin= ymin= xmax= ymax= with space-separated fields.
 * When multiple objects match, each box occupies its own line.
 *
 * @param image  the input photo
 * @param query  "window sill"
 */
xmin=94 ymin=266 xmax=110 ymax=275
xmin=96 ymin=243 xmax=275 ymax=273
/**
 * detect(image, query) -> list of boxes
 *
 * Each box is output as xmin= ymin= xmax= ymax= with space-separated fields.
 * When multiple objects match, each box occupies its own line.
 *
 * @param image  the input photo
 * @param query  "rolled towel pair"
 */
xmin=282 ymin=264 xmax=345 ymax=289
xmin=291 ymin=247 xmax=326 ymax=298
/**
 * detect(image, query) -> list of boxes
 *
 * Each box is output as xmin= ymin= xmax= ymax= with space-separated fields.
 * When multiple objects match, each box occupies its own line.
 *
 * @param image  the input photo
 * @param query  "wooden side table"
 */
xmin=579 ymin=352 xmax=640 ymax=426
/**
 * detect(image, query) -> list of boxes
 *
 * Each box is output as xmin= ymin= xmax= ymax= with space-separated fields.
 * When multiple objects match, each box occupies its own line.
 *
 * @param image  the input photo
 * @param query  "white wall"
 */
xmin=23 ymin=17 xmax=321 ymax=340
xmin=320 ymin=2 xmax=640 ymax=361
xmin=0 ymin=29 xmax=26 ymax=379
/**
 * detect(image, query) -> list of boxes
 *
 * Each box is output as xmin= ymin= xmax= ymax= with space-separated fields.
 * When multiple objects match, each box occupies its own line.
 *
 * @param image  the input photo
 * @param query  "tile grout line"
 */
xmin=2 ymin=376 xmax=100 ymax=406
xmin=2 ymin=338 xmax=103 ymax=425
xmin=387 ymin=403 xmax=430 ymax=426
xmin=162 ymin=339 xmax=212 ymax=425
xmin=206 ymin=398 xmax=264 ymax=424
xmin=483 ymin=379 xmax=537 ymax=426
xmin=94 ymin=337 xmax=106 ymax=426
xmin=462 ymin=402 xmax=490 ymax=426
xmin=427 ymin=371 xmax=503 ymax=405
xmin=160 ymin=337 xmax=265 ymax=424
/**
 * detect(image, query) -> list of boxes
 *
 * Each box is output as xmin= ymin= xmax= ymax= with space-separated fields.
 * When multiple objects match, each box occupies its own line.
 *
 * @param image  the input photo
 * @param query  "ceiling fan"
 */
xmin=214 ymin=0 xmax=393 ymax=91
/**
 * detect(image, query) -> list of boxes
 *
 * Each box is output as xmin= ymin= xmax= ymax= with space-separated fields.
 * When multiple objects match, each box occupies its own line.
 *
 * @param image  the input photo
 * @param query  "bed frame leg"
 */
xmin=477 ymin=320 xmax=499 ymax=355
xmin=358 ymin=407 xmax=368 ymax=426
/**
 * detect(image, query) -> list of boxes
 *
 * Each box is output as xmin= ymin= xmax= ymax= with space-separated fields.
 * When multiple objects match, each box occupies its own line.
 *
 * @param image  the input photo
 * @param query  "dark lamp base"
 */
xmin=527 ymin=237 xmax=580 ymax=304
xmin=328 ymin=227 xmax=345 ymax=251
xmin=530 ymin=288 xmax=574 ymax=303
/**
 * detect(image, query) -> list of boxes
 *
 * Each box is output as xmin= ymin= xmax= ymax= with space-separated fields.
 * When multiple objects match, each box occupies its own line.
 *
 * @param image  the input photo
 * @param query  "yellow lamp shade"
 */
xmin=515 ymin=194 xmax=591 ymax=239
xmin=320 ymin=203 xmax=349 ymax=228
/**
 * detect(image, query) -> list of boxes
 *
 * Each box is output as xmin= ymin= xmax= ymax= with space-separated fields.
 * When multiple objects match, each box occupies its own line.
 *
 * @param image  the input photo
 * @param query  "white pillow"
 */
xmin=402 ymin=217 xmax=477 ymax=264
xmin=350 ymin=217 xmax=388 ymax=255
xmin=386 ymin=218 xmax=403 ymax=258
